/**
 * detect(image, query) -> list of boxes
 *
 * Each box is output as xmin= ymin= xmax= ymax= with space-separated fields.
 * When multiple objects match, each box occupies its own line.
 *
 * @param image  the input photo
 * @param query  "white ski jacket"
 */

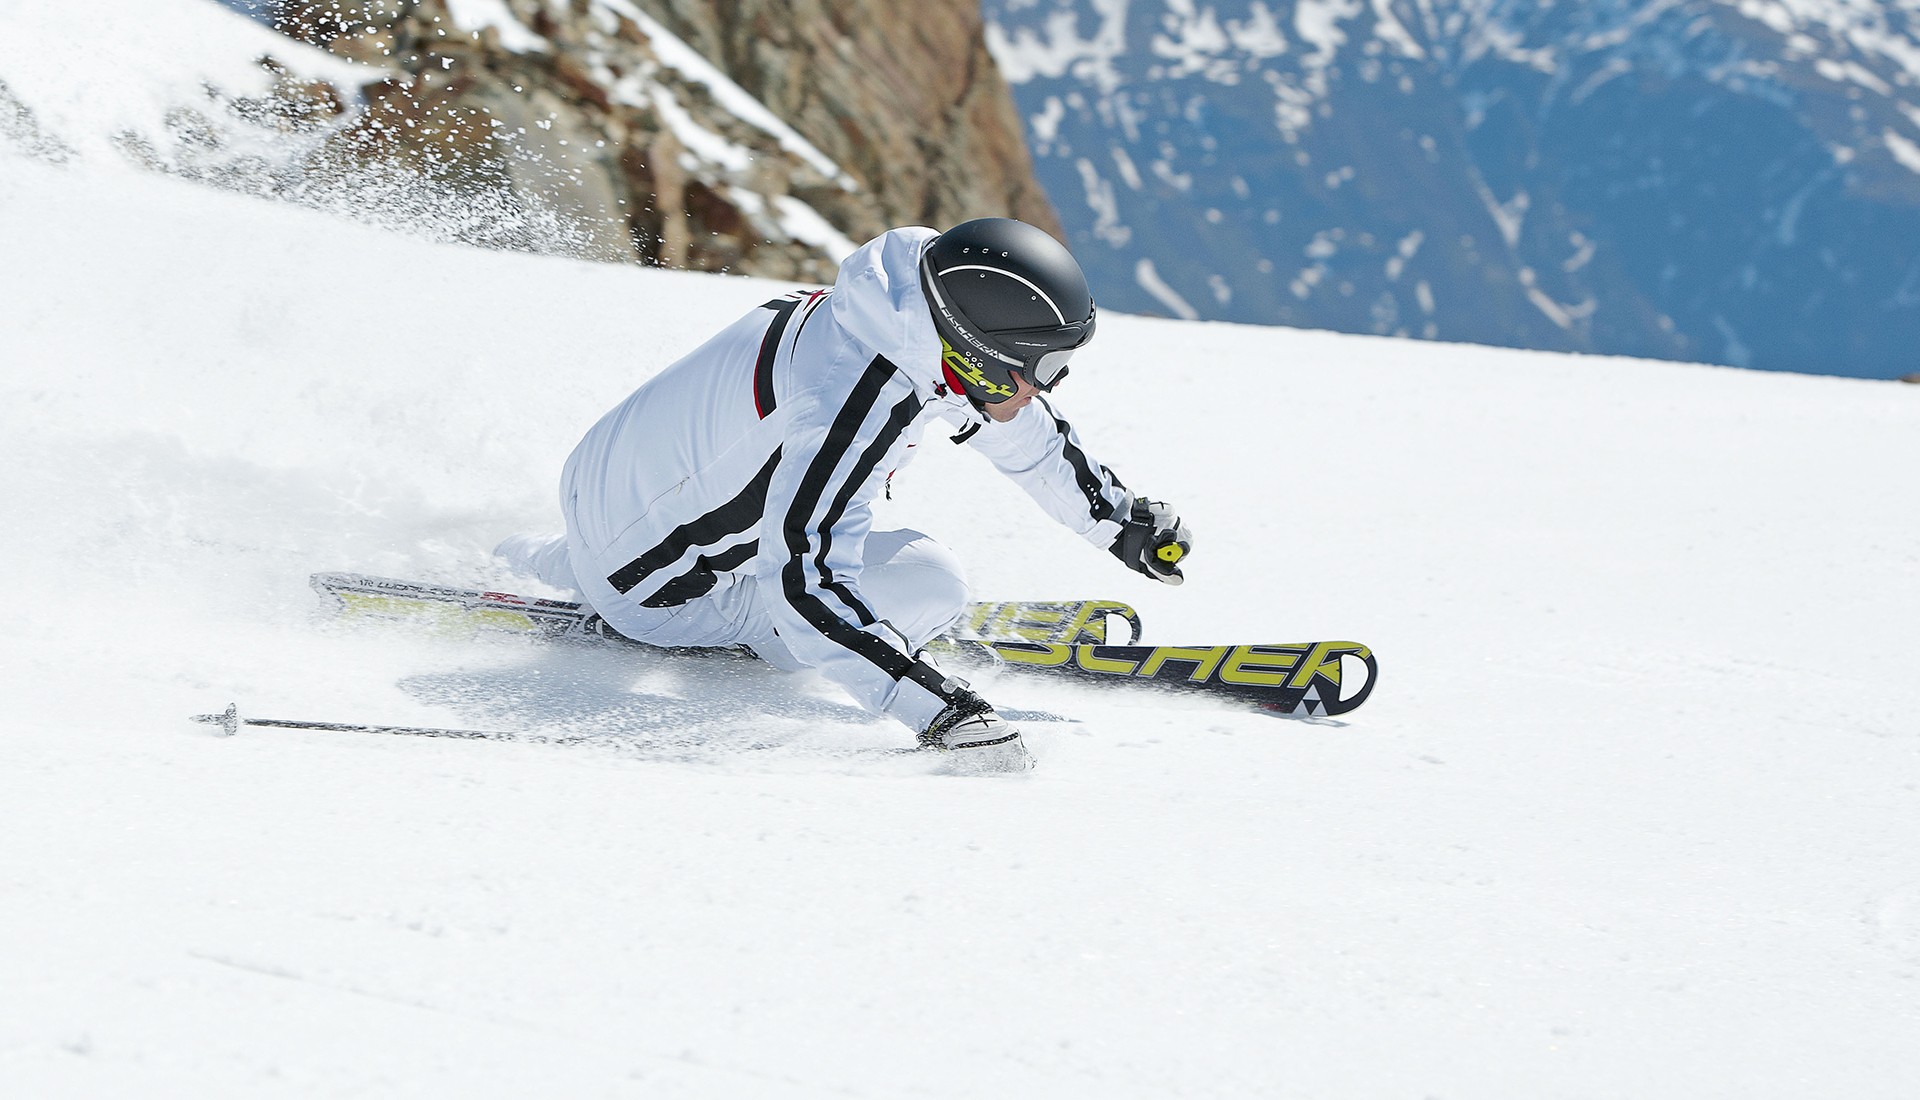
xmin=561 ymin=227 xmax=1132 ymax=731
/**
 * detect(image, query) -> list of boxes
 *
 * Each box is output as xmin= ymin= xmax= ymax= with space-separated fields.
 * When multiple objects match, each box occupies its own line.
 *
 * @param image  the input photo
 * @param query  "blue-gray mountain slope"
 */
xmin=983 ymin=0 xmax=1920 ymax=378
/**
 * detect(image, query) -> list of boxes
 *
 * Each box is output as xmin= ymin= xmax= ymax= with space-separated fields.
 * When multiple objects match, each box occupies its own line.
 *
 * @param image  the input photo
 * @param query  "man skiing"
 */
xmin=498 ymin=218 xmax=1191 ymax=771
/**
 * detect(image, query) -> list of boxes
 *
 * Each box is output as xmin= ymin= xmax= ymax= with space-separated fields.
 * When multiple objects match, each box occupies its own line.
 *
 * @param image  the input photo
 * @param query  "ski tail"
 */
xmin=310 ymin=572 xmax=1142 ymax=646
xmin=310 ymin=571 xmax=623 ymax=642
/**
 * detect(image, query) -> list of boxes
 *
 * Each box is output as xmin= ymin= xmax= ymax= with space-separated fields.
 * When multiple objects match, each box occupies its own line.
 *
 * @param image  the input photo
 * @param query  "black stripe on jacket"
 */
xmin=778 ymin=356 xmax=954 ymax=701
xmin=605 ymin=450 xmax=782 ymax=601
xmin=1037 ymin=395 xmax=1123 ymax=524
xmin=754 ymin=298 xmax=801 ymax=418
xmin=634 ymin=541 xmax=760 ymax=609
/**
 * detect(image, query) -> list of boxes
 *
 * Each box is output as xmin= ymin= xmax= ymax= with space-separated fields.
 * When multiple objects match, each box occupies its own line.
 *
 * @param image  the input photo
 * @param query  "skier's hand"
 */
xmin=1111 ymin=497 xmax=1192 ymax=585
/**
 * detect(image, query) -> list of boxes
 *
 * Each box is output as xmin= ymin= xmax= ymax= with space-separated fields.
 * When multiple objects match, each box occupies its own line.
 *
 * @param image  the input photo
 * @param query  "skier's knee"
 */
xmin=907 ymin=552 xmax=970 ymax=638
xmin=862 ymin=530 xmax=969 ymax=649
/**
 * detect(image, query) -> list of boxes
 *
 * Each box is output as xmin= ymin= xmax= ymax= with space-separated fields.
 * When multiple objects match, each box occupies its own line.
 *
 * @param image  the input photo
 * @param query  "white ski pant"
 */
xmin=494 ymin=528 xmax=969 ymax=674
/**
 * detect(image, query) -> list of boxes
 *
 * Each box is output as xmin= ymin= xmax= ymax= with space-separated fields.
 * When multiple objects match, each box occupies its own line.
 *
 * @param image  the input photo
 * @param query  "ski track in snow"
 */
xmin=4 ymin=9 xmax=1920 ymax=1098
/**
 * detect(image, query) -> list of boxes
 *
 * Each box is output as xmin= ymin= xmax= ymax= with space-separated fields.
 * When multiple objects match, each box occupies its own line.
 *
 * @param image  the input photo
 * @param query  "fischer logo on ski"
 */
xmin=949 ymin=598 xmax=1143 ymax=646
xmin=930 ymin=639 xmax=1378 ymax=717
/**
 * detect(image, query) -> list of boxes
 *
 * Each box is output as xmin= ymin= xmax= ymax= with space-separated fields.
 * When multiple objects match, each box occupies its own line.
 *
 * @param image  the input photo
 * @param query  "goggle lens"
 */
xmin=1030 ymin=347 xmax=1075 ymax=391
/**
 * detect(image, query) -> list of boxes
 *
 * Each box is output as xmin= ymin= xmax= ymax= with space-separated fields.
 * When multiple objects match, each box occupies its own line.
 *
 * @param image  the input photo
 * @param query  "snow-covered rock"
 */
xmin=0 ymin=0 xmax=1055 ymax=280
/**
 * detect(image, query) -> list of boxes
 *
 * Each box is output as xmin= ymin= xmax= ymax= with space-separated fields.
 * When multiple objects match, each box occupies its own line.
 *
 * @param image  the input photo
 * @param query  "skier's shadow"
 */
xmin=395 ymin=640 xmax=879 ymax=752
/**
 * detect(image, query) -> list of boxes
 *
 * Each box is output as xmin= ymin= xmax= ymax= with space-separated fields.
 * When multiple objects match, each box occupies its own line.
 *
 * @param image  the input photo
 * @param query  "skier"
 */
xmin=497 ymin=218 xmax=1192 ymax=771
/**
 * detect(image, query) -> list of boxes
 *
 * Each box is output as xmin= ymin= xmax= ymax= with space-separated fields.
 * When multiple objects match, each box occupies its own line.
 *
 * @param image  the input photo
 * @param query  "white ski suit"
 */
xmin=534 ymin=227 xmax=1133 ymax=734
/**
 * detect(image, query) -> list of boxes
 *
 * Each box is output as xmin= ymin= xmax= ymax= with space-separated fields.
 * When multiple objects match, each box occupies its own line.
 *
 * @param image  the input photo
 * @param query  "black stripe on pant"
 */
xmin=778 ymin=356 xmax=953 ymax=702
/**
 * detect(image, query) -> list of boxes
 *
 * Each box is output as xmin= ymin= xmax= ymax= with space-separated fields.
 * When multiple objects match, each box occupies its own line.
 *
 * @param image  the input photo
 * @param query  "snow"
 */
xmin=985 ymin=0 xmax=1131 ymax=94
xmin=595 ymin=0 xmax=857 ymax=188
xmin=0 ymin=0 xmax=376 ymax=164
xmin=725 ymin=187 xmax=862 ymax=262
xmin=1369 ymin=0 xmax=1426 ymax=60
xmin=1134 ymin=256 xmax=1201 ymax=318
xmin=1226 ymin=2 xmax=1291 ymax=59
xmin=1294 ymin=0 xmax=1363 ymax=69
xmin=5 ymin=11 xmax=1920 ymax=1098
xmin=445 ymin=0 xmax=550 ymax=54
xmin=586 ymin=0 xmax=858 ymax=193
xmin=1885 ymin=126 xmax=1920 ymax=173
xmin=646 ymin=81 xmax=755 ymax=172
xmin=768 ymin=194 xmax=860 ymax=261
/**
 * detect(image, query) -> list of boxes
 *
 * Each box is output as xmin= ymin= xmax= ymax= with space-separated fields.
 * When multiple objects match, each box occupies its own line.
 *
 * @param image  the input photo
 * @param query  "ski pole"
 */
xmin=189 ymin=703 xmax=559 ymax=742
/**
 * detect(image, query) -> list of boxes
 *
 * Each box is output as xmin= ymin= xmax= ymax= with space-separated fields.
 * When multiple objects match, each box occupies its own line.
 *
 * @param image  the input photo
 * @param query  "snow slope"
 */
xmin=5 ymin=32 xmax=1920 ymax=1100
xmin=5 ymin=152 xmax=1919 ymax=1098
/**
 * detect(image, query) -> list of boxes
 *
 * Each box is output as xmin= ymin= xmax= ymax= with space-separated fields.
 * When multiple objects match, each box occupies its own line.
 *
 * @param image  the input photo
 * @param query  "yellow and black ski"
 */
xmin=309 ymin=572 xmax=1141 ymax=647
xmin=930 ymin=638 xmax=1377 ymax=718
xmin=310 ymin=573 xmax=1375 ymax=717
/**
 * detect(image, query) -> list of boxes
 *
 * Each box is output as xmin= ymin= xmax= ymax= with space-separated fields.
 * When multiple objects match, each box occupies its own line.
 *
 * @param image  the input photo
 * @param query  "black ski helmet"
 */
xmin=919 ymin=218 xmax=1096 ymax=405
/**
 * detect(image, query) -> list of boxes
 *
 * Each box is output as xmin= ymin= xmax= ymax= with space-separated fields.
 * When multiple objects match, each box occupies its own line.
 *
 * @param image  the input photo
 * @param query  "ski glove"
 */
xmin=1110 ymin=497 xmax=1192 ymax=586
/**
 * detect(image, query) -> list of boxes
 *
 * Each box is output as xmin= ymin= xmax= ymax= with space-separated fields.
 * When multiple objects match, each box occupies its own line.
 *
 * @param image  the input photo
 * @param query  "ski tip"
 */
xmin=1245 ymin=649 xmax=1379 ymax=720
xmin=1328 ymin=650 xmax=1379 ymax=716
xmin=1297 ymin=650 xmax=1379 ymax=718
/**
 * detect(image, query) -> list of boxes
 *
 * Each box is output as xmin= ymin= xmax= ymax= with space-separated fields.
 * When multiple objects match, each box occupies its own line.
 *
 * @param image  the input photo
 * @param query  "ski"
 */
xmin=930 ymin=639 xmax=1378 ymax=718
xmin=310 ymin=571 xmax=1143 ymax=646
xmin=309 ymin=572 xmax=1379 ymax=717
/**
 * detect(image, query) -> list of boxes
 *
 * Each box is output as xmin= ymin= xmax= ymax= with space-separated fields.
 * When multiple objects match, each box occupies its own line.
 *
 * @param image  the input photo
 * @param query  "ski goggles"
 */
xmin=1000 ymin=312 xmax=1096 ymax=392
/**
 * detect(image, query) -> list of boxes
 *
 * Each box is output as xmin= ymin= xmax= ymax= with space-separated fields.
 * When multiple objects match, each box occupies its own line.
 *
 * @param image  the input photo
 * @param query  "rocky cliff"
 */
xmin=271 ymin=0 xmax=1059 ymax=280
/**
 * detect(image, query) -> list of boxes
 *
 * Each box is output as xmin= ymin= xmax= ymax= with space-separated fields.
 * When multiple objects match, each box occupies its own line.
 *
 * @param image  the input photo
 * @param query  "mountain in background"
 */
xmin=981 ymin=0 xmax=1920 ymax=378
xmin=51 ymin=1 xmax=1920 ymax=377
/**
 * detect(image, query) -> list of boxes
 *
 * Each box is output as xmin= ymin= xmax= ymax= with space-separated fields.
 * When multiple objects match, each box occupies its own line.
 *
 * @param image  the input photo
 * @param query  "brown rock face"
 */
xmin=630 ymin=0 xmax=1061 ymax=236
xmin=273 ymin=0 xmax=1057 ymax=280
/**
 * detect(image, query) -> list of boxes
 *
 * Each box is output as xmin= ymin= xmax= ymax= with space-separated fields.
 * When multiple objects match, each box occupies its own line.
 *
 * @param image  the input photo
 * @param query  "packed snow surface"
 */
xmin=4 ymin=17 xmax=1920 ymax=1100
